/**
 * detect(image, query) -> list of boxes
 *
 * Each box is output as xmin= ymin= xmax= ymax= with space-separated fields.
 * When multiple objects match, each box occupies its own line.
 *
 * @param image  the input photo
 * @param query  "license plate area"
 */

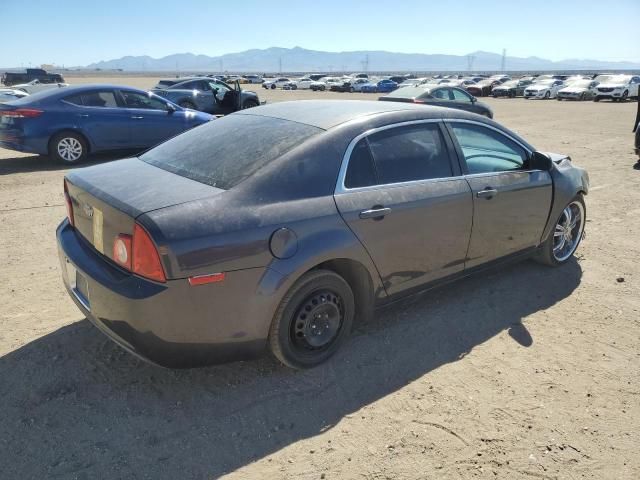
xmin=66 ymin=259 xmax=90 ymax=310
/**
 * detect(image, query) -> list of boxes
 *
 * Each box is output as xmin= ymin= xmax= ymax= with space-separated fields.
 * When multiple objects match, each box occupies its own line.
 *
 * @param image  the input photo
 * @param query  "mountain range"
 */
xmin=86 ymin=47 xmax=640 ymax=73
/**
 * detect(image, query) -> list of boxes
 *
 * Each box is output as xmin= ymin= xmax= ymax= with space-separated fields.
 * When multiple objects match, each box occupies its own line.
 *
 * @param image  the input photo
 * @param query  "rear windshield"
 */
xmin=140 ymin=114 xmax=322 ymax=190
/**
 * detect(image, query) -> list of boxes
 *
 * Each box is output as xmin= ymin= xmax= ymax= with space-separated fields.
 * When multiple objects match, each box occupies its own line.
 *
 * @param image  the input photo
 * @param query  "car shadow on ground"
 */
xmin=0 ymin=259 xmax=582 ymax=478
xmin=0 ymin=151 xmax=140 ymax=175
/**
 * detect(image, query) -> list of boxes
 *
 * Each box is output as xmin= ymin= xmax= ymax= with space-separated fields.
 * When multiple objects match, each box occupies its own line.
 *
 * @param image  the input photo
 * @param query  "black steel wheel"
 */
xmin=269 ymin=269 xmax=355 ymax=369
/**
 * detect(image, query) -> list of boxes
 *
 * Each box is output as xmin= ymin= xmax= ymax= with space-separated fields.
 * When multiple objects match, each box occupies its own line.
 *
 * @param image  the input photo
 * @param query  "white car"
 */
xmin=0 ymin=88 xmax=29 ymax=103
xmin=294 ymin=77 xmax=315 ymax=90
xmin=593 ymin=74 xmax=640 ymax=102
xmin=556 ymin=79 xmax=599 ymax=101
xmin=242 ymin=74 xmax=263 ymax=84
xmin=351 ymin=78 xmax=371 ymax=92
xmin=322 ymin=77 xmax=344 ymax=90
xmin=523 ymin=79 xmax=565 ymax=99
xmin=11 ymin=79 xmax=68 ymax=94
xmin=262 ymin=77 xmax=291 ymax=89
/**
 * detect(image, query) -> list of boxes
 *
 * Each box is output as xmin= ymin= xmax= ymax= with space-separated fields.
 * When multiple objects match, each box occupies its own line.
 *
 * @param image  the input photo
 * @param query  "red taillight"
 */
xmin=113 ymin=234 xmax=132 ymax=269
xmin=132 ymin=224 xmax=166 ymax=283
xmin=0 ymin=108 xmax=43 ymax=118
xmin=63 ymin=179 xmax=74 ymax=226
xmin=112 ymin=224 xmax=166 ymax=282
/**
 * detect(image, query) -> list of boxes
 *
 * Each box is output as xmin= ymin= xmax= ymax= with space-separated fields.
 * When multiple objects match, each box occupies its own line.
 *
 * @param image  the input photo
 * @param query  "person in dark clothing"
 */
xmin=634 ymin=99 xmax=640 ymax=160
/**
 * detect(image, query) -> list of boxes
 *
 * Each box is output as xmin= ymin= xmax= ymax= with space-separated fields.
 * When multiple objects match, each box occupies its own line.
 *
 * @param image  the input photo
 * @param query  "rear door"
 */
xmin=334 ymin=120 xmax=473 ymax=295
xmin=446 ymin=121 xmax=552 ymax=267
xmin=63 ymin=90 xmax=131 ymax=150
xmin=118 ymin=89 xmax=185 ymax=148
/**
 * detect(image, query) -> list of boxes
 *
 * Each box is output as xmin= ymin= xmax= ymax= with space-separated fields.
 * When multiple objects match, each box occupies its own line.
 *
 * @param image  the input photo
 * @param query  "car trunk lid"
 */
xmin=65 ymin=157 xmax=224 ymax=263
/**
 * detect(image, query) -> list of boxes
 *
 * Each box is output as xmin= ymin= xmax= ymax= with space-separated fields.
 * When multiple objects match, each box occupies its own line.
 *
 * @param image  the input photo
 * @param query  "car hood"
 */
xmin=526 ymin=85 xmax=550 ymax=90
xmin=559 ymin=86 xmax=588 ymax=93
xmin=597 ymin=83 xmax=626 ymax=88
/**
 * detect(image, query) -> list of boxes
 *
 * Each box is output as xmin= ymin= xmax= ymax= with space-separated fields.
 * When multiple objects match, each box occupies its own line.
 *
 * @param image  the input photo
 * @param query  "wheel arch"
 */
xmin=313 ymin=258 xmax=376 ymax=324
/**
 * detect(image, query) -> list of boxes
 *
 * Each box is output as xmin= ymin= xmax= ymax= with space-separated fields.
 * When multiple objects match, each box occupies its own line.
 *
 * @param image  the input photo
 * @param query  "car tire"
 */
xmin=271 ymin=84 xmax=276 ymax=90
xmin=535 ymin=194 xmax=586 ymax=267
xmin=268 ymin=269 xmax=355 ymax=369
xmin=594 ymin=96 xmax=600 ymax=102
xmin=179 ymin=100 xmax=196 ymax=109
xmin=622 ymin=90 xmax=629 ymax=101
xmin=49 ymin=131 xmax=88 ymax=164
xmin=580 ymin=92 xmax=586 ymax=101
xmin=544 ymin=91 xmax=550 ymax=99
xmin=242 ymin=99 xmax=259 ymax=109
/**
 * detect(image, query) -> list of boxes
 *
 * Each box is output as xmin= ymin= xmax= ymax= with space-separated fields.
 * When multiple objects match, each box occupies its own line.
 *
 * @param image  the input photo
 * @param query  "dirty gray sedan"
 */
xmin=57 ymin=100 xmax=589 ymax=369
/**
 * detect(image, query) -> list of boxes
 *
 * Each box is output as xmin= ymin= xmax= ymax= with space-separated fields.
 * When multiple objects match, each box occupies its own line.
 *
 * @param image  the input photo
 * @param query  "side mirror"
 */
xmin=529 ymin=151 xmax=553 ymax=171
xmin=470 ymin=96 xmax=477 ymax=103
xmin=166 ymin=103 xmax=176 ymax=114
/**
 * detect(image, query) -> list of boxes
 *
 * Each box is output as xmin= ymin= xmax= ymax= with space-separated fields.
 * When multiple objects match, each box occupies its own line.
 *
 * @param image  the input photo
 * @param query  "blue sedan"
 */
xmin=360 ymin=79 xmax=399 ymax=94
xmin=0 ymin=84 xmax=213 ymax=163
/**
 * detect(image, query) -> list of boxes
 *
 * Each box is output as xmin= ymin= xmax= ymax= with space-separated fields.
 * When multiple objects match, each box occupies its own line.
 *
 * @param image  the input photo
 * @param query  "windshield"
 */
xmin=500 ymin=80 xmax=518 ymax=87
xmin=533 ymin=79 xmax=554 ymax=86
xmin=566 ymin=80 xmax=592 ymax=88
xmin=140 ymin=115 xmax=322 ymax=190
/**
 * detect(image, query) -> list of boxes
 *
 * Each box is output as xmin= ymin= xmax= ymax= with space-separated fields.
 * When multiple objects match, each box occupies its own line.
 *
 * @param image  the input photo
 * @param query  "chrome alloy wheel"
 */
xmin=57 ymin=137 xmax=83 ymax=162
xmin=553 ymin=201 xmax=585 ymax=262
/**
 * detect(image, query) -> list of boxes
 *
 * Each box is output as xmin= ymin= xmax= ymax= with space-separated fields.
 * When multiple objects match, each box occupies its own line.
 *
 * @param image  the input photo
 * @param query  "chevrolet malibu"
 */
xmin=57 ymin=100 xmax=589 ymax=369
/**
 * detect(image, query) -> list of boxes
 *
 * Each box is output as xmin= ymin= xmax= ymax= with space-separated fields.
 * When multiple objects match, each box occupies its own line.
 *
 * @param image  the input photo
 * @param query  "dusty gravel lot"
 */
xmin=1 ymin=75 xmax=639 ymax=479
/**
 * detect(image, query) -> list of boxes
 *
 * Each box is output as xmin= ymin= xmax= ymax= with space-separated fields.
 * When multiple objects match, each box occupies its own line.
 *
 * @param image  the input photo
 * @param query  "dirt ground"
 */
xmin=1 ymin=75 xmax=639 ymax=480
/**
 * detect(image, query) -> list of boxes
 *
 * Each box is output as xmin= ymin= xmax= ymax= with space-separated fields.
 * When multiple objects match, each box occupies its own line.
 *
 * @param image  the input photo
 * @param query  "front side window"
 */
xmin=121 ymin=91 xmax=169 ymax=110
xmin=366 ymin=124 xmax=452 ymax=185
xmin=450 ymin=123 xmax=528 ymax=174
xmin=451 ymin=88 xmax=472 ymax=102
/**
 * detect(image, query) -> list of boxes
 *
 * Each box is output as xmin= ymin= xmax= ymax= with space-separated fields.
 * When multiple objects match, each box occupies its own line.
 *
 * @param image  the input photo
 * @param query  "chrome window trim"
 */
xmin=334 ymin=118 xmax=536 ymax=195
xmin=334 ymin=119 xmax=448 ymax=195
xmin=445 ymin=119 xmax=533 ymax=156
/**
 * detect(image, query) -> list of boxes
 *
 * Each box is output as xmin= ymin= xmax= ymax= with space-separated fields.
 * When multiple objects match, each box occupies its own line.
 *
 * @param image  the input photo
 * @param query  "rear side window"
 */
xmin=345 ymin=140 xmax=376 ymax=188
xmin=64 ymin=94 xmax=84 ymax=106
xmin=367 ymin=124 xmax=452 ymax=185
xmin=140 ymin=115 xmax=322 ymax=190
xmin=82 ymin=91 xmax=118 ymax=108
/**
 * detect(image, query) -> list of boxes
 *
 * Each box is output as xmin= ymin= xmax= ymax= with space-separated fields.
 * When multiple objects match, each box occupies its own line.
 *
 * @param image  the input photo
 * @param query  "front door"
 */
xmin=118 ymin=90 xmax=186 ymax=148
xmin=65 ymin=90 xmax=131 ymax=150
xmin=334 ymin=121 xmax=473 ymax=295
xmin=446 ymin=121 xmax=553 ymax=268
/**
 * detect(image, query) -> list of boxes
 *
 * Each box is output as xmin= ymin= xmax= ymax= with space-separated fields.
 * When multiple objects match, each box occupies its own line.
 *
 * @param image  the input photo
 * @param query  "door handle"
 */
xmin=476 ymin=188 xmax=498 ymax=199
xmin=77 ymin=114 xmax=89 ymax=118
xmin=131 ymin=115 xmax=144 ymax=119
xmin=359 ymin=207 xmax=391 ymax=219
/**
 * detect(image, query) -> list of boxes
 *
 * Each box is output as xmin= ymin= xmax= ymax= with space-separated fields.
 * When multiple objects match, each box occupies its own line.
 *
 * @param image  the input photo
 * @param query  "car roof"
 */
xmin=235 ymin=99 xmax=469 ymax=130
xmin=4 ymin=84 xmax=146 ymax=105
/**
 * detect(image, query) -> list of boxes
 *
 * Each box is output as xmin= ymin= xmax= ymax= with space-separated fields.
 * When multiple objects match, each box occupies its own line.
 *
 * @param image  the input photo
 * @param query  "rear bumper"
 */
xmin=0 ymin=128 xmax=48 ymax=155
xmin=57 ymin=220 xmax=284 ymax=368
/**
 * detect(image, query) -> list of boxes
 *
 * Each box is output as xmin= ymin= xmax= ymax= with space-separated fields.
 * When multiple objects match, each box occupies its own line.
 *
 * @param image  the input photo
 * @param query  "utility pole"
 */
xmin=466 ymin=54 xmax=475 ymax=72
xmin=361 ymin=54 xmax=369 ymax=73
xmin=501 ymin=48 xmax=506 ymax=72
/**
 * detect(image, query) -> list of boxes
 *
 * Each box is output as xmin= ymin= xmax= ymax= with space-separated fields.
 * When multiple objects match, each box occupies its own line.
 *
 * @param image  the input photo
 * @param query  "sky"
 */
xmin=2 ymin=0 xmax=639 ymax=67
